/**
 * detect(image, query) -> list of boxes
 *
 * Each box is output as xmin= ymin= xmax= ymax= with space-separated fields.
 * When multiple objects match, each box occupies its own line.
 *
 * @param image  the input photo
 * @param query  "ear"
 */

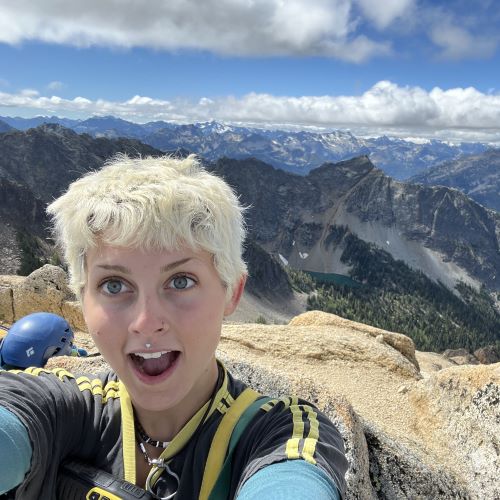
xmin=224 ymin=274 xmax=247 ymax=317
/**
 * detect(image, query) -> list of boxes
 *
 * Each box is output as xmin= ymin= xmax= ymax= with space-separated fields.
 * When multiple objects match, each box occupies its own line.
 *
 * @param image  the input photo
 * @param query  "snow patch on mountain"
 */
xmin=334 ymin=210 xmax=480 ymax=291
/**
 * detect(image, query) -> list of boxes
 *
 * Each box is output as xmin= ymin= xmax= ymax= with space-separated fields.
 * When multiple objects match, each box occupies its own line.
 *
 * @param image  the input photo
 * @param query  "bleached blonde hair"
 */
xmin=47 ymin=154 xmax=247 ymax=299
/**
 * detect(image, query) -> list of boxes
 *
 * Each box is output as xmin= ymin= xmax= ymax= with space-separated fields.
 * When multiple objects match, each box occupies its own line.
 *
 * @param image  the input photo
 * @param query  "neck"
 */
xmin=133 ymin=359 xmax=220 ymax=441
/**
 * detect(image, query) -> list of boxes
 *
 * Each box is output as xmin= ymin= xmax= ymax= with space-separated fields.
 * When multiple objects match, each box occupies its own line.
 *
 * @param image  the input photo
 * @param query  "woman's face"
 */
xmin=81 ymin=243 xmax=244 ymax=414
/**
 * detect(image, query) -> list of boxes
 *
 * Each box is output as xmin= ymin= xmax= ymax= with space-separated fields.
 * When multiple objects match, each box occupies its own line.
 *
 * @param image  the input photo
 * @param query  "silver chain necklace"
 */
xmin=135 ymin=418 xmax=170 ymax=449
xmin=138 ymin=441 xmax=169 ymax=468
xmin=134 ymin=364 xmax=224 ymax=499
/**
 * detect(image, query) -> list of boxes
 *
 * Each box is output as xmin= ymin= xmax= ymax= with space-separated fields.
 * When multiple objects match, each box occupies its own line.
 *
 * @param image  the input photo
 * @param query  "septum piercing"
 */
xmin=145 ymin=343 xmax=152 ymax=349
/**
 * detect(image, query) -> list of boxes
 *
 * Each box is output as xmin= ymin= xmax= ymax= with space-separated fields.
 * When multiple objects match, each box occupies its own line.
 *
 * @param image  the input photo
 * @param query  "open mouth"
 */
xmin=129 ymin=351 xmax=180 ymax=377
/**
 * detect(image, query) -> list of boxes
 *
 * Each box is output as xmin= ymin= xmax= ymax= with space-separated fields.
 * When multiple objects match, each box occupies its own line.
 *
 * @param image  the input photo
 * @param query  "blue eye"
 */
xmin=103 ymin=279 xmax=124 ymax=294
xmin=170 ymin=276 xmax=195 ymax=290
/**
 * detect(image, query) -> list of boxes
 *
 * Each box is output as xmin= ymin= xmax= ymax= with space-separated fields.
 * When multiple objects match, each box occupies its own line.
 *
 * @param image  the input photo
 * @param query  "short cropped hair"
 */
xmin=47 ymin=154 xmax=247 ymax=298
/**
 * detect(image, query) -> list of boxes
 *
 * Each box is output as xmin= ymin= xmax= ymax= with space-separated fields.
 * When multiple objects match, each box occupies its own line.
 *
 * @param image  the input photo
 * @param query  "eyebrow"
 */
xmin=96 ymin=258 xmax=193 ymax=274
xmin=161 ymin=258 xmax=192 ymax=273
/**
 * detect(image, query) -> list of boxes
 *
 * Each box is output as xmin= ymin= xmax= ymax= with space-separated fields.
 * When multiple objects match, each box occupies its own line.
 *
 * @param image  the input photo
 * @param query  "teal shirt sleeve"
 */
xmin=0 ymin=406 xmax=32 ymax=494
xmin=236 ymin=460 xmax=341 ymax=499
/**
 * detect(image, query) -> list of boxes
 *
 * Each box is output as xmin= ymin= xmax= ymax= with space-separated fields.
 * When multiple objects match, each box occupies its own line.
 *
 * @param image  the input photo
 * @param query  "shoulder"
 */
xmin=223 ymin=371 xmax=348 ymax=497
xmin=0 ymin=366 xmax=121 ymax=405
xmin=0 ymin=365 xmax=116 ymax=384
xmin=248 ymin=397 xmax=347 ymax=496
xmin=245 ymin=394 xmax=346 ymax=462
xmin=236 ymin=460 xmax=341 ymax=500
xmin=224 ymin=369 xmax=343 ymax=455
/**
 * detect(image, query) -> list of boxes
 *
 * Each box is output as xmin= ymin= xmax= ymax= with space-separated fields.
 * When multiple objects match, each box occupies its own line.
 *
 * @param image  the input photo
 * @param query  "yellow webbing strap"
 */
xmin=119 ymin=381 xmax=137 ymax=484
xmin=199 ymin=387 xmax=260 ymax=500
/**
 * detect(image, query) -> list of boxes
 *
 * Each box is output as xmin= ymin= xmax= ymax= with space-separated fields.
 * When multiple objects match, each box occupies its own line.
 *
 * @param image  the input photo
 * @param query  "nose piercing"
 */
xmin=145 ymin=343 xmax=152 ymax=349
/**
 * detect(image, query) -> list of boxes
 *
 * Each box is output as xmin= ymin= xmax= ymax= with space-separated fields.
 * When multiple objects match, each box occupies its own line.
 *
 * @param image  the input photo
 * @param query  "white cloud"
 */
xmin=355 ymin=0 xmax=415 ymax=29
xmin=0 ymin=0 xmax=390 ymax=62
xmin=1 ymin=0 xmax=499 ymax=65
xmin=419 ymin=3 xmax=500 ymax=60
xmin=20 ymin=89 xmax=40 ymax=97
xmin=1 ymin=1 xmax=497 ymax=61
xmin=430 ymin=23 xmax=497 ymax=59
xmin=47 ymin=80 xmax=64 ymax=91
xmin=1 ymin=81 xmax=500 ymax=143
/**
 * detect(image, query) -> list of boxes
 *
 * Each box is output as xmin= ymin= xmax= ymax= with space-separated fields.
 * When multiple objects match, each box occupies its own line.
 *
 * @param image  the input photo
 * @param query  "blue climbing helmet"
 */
xmin=0 ymin=312 xmax=76 ymax=368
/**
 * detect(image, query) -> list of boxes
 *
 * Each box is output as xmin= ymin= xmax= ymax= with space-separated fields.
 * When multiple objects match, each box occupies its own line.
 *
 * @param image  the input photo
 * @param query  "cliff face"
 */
xmin=2 ymin=126 xmax=498 ymax=292
xmin=410 ymin=148 xmax=500 ymax=212
xmin=243 ymin=239 xmax=293 ymax=300
xmin=0 ymin=120 xmax=12 ymax=133
xmin=0 ymin=177 xmax=49 ymax=274
xmin=0 ymin=177 xmax=47 ymax=234
xmin=1 ymin=267 xmax=498 ymax=499
xmin=0 ymin=125 xmax=164 ymax=275
xmin=0 ymin=124 xmax=162 ymax=202
xmin=213 ymin=156 xmax=500 ymax=291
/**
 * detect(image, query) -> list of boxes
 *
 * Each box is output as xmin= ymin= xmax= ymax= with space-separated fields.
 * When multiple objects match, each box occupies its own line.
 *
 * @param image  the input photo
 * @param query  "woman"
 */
xmin=0 ymin=155 xmax=347 ymax=499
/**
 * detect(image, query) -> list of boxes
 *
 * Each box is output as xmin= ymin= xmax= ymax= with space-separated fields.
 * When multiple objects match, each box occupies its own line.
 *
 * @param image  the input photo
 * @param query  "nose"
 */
xmin=129 ymin=293 xmax=168 ymax=337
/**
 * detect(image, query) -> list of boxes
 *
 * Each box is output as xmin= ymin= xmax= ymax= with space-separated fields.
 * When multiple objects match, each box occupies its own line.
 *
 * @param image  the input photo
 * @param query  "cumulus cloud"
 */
xmin=19 ymin=89 xmax=40 ymax=97
xmin=0 ymin=0 xmax=392 ymax=62
xmin=1 ymin=1 xmax=497 ymax=61
xmin=430 ymin=23 xmax=497 ymax=60
xmin=420 ymin=2 xmax=500 ymax=60
xmin=355 ymin=0 xmax=415 ymax=30
xmin=2 ymin=81 xmax=500 ymax=143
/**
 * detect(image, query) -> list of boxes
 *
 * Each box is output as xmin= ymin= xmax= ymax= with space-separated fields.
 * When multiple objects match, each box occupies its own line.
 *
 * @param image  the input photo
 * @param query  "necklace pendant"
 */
xmin=148 ymin=457 xmax=167 ymax=468
xmin=139 ymin=442 xmax=167 ymax=469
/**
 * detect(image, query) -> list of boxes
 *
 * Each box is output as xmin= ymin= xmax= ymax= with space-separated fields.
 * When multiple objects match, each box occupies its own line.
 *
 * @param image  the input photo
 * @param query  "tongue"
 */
xmin=141 ymin=352 xmax=176 ymax=376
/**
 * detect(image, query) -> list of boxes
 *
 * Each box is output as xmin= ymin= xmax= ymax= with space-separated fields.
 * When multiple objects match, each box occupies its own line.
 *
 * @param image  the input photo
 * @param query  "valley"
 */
xmin=0 ymin=121 xmax=498 ymax=357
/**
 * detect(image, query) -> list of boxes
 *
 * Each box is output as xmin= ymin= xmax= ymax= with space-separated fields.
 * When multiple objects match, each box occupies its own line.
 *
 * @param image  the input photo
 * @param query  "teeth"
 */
xmin=134 ymin=351 xmax=170 ymax=360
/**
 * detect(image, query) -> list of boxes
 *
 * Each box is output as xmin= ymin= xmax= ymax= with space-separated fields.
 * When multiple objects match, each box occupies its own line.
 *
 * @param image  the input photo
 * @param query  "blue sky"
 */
xmin=1 ymin=0 xmax=500 ymax=143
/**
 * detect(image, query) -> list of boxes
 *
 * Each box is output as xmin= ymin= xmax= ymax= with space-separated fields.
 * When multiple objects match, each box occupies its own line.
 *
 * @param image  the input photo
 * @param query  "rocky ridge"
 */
xmin=0 ymin=125 xmax=164 ymax=275
xmin=0 ymin=176 xmax=50 ymax=275
xmin=1 ymin=266 xmax=498 ymax=499
xmin=0 ymin=124 xmax=162 ymax=203
xmin=1 ymin=116 xmax=488 ymax=179
xmin=0 ymin=120 xmax=12 ymax=133
xmin=1 ymin=126 xmax=498 ymax=294
xmin=410 ymin=148 xmax=500 ymax=213
xmin=213 ymin=156 xmax=500 ymax=292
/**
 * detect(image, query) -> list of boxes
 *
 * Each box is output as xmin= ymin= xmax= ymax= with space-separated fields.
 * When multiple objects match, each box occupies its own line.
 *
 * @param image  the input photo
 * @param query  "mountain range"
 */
xmin=210 ymin=156 xmax=500 ymax=293
xmin=0 ymin=124 xmax=498 ymax=351
xmin=0 ymin=124 xmax=160 ymax=203
xmin=0 ymin=124 xmax=160 ymax=275
xmin=0 ymin=115 xmax=489 ymax=180
xmin=410 ymin=149 xmax=500 ymax=213
xmin=0 ymin=120 xmax=13 ymax=133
